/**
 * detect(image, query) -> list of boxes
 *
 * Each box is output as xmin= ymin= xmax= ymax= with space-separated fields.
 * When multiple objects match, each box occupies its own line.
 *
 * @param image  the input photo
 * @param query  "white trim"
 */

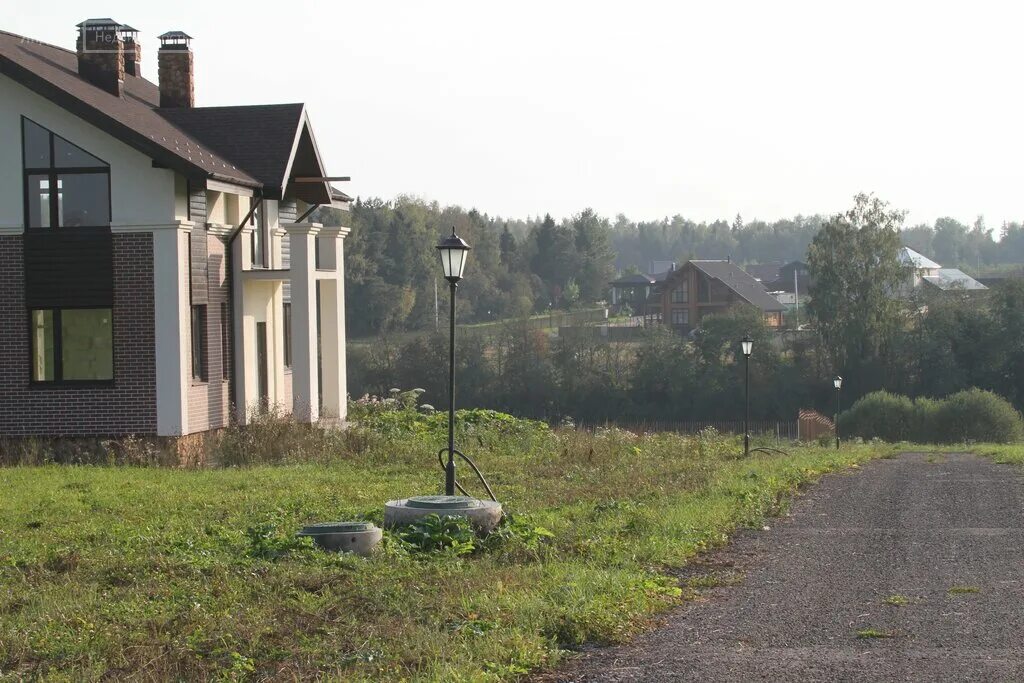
xmin=206 ymin=222 xmax=234 ymax=237
xmin=0 ymin=226 xmax=24 ymax=235
xmin=285 ymin=222 xmax=322 ymax=236
xmin=207 ymin=179 xmax=255 ymax=197
xmin=110 ymin=220 xmax=194 ymax=234
xmin=318 ymin=226 xmax=351 ymax=239
xmin=153 ymin=225 xmax=191 ymax=436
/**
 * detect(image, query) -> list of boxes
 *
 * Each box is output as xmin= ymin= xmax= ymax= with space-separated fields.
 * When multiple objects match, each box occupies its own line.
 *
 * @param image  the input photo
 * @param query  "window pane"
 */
xmin=57 ymin=173 xmax=110 ymax=227
xmin=31 ymin=310 xmax=55 ymax=381
xmin=27 ymin=174 xmax=51 ymax=228
xmin=191 ymin=305 xmax=207 ymax=381
xmin=54 ymin=136 xmax=108 ymax=168
xmin=23 ymin=119 xmax=51 ymax=168
xmin=61 ymin=309 xmax=113 ymax=380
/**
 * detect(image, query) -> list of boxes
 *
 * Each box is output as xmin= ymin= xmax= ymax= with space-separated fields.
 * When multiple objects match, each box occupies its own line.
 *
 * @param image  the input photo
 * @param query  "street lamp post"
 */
xmin=436 ymin=227 xmax=471 ymax=495
xmin=741 ymin=335 xmax=753 ymax=456
xmin=833 ymin=375 xmax=843 ymax=450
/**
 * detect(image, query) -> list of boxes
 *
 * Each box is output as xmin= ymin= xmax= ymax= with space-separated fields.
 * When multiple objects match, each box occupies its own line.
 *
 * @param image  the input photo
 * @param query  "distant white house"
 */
xmin=899 ymin=247 xmax=987 ymax=293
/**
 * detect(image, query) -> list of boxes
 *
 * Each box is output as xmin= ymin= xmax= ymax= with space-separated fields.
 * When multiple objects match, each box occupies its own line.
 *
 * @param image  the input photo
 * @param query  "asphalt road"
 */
xmin=547 ymin=452 xmax=1024 ymax=682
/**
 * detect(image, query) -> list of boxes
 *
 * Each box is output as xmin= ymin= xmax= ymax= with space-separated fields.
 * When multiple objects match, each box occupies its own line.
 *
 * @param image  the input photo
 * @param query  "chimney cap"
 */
xmin=76 ymin=18 xmax=121 ymax=30
xmin=158 ymin=30 xmax=193 ymax=45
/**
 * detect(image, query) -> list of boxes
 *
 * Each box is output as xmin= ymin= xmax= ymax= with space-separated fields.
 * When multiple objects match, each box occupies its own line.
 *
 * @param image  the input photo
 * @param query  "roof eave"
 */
xmin=0 ymin=55 xmax=261 ymax=190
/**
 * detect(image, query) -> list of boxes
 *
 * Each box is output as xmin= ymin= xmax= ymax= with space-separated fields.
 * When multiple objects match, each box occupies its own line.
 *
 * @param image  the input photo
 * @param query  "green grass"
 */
xmin=883 ymin=594 xmax=910 ymax=606
xmin=0 ymin=420 xmax=889 ymax=681
xmin=947 ymin=585 xmax=980 ymax=595
xmin=856 ymin=628 xmax=895 ymax=639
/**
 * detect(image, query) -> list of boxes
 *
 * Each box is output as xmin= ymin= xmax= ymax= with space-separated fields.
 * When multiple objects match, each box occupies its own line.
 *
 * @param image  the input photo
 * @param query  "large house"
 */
xmin=642 ymin=260 xmax=785 ymax=334
xmin=0 ymin=20 xmax=352 ymax=439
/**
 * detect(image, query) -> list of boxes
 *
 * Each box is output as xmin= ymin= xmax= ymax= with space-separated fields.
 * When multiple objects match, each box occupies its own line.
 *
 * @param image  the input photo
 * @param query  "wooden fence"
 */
xmin=798 ymin=409 xmax=835 ymax=442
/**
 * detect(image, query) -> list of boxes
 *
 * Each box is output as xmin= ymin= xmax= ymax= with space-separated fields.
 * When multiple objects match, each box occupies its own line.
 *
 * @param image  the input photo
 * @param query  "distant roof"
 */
xmin=610 ymin=273 xmax=656 ymax=286
xmin=686 ymin=260 xmax=786 ymax=312
xmin=745 ymin=263 xmax=783 ymax=283
xmin=899 ymin=247 xmax=941 ymax=270
xmin=922 ymin=268 xmax=988 ymax=291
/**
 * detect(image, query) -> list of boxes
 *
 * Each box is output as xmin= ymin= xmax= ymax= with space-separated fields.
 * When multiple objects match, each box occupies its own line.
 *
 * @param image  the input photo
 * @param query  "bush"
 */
xmin=838 ymin=388 xmax=1023 ymax=444
xmin=838 ymin=391 xmax=916 ymax=442
xmin=934 ymin=389 xmax=1024 ymax=444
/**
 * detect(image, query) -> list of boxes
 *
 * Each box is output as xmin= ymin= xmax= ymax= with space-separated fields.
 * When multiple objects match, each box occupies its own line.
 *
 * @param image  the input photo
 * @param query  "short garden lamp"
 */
xmin=741 ymin=335 xmax=753 ymax=456
xmin=833 ymin=375 xmax=843 ymax=450
xmin=436 ymin=228 xmax=471 ymax=495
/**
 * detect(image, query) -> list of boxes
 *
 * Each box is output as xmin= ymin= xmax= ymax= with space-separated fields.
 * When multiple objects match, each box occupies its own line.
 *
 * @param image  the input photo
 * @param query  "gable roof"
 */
xmin=0 ymin=30 xmax=258 ymax=187
xmin=745 ymin=263 xmax=783 ymax=283
xmin=922 ymin=268 xmax=988 ymax=291
xmin=899 ymin=246 xmax=941 ymax=270
xmin=0 ymin=28 xmax=343 ymax=204
xmin=158 ymin=104 xmax=332 ymax=202
xmin=687 ymin=260 xmax=786 ymax=312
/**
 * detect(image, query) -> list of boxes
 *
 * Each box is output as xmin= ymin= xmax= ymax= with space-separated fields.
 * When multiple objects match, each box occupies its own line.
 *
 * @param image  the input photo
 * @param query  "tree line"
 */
xmin=319 ymin=197 xmax=1024 ymax=339
xmin=347 ymin=194 xmax=1024 ymax=427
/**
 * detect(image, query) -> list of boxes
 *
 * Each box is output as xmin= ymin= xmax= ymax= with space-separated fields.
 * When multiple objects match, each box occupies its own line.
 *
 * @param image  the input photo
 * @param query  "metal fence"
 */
xmin=579 ymin=420 xmax=800 ymax=441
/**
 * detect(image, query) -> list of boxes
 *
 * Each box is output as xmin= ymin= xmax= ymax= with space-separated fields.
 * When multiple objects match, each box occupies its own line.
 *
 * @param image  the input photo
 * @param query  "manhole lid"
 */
xmin=298 ymin=521 xmax=374 ymax=535
xmin=405 ymin=495 xmax=482 ymax=510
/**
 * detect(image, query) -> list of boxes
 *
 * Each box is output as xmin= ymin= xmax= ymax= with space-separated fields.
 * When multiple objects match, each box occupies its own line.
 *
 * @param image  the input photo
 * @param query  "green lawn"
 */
xmin=0 ymin=420 xmax=888 ymax=681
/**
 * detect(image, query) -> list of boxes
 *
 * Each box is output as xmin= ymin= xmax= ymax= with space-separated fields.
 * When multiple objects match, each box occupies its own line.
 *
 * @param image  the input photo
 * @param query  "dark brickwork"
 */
xmin=187 ymin=233 xmax=231 ymax=432
xmin=157 ymin=46 xmax=194 ymax=108
xmin=0 ymin=234 xmax=157 ymax=436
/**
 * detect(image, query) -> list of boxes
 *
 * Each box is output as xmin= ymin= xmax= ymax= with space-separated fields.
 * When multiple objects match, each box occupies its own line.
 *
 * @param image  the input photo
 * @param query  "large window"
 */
xmin=191 ymin=305 xmax=207 ymax=382
xmin=671 ymin=280 xmax=689 ymax=304
xmin=31 ymin=308 xmax=113 ymax=382
xmin=671 ymin=309 xmax=689 ymax=326
xmin=22 ymin=118 xmax=111 ymax=229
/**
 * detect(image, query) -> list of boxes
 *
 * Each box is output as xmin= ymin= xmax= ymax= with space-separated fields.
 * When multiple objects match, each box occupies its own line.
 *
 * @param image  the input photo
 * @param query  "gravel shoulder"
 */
xmin=542 ymin=452 xmax=1024 ymax=682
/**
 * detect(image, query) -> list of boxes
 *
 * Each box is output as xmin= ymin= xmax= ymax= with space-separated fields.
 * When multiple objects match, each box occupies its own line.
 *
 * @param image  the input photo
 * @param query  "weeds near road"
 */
xmin=883 ymin=594 xmax=910 ymax=606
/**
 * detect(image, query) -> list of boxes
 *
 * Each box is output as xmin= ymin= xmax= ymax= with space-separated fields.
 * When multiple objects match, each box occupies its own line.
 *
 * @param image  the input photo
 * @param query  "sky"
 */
xmin=7 ymin=1 xmax=1024 ymax=228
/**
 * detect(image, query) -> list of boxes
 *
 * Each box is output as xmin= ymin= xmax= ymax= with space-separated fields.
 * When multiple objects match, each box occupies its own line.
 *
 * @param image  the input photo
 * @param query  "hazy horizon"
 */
xmin=7 ymin=1 xmax=1024 ymax=229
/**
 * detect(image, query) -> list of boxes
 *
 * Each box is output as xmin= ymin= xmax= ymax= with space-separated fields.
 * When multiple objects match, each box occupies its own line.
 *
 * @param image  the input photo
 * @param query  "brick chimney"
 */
xmin=120 ymin=25 xmax=141 ymax=77
xmin=157 ymin=31 xmax=194 ymax=108
xmin=75 ymin=18 xmax=124 ymax=97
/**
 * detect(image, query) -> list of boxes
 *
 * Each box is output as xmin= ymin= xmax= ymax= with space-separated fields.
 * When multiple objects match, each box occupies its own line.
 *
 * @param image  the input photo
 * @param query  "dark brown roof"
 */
xmin=0 ymin=30 xmax=261 ymax=187
xmin=159 ymin=104 xmax=306 ymax=193
xmin=688 ymin=260 xmax=786 ymax=312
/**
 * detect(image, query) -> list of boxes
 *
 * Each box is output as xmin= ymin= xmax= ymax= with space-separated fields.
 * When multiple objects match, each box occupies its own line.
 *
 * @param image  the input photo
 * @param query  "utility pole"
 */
xmin=793 ymin=268 xmax=800 ymax=328
xmin=434 ymin=278 xmax=439 ymax=332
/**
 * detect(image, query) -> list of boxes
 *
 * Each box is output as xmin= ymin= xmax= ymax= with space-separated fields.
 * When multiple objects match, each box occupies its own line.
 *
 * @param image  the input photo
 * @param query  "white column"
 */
xmin=319 ymin=227 xmax=350 ymax=420
xmin=147 ymin=221 xmax=192 ymax=435
xmin=286 ymin=223 xmax=321 ymax=423
xmin=231 ymin=225 xmax=254 ymax=423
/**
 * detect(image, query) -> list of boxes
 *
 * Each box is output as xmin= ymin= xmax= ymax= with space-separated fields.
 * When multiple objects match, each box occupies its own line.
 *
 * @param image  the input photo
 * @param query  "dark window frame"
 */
xmin=283 ymin=302 xmax=292 ymax=368
xmin=221 ymin=302 xmax=230 ymax=381
xmin=250 ymin=204 xmax=267 ymax=268
xmin=191 ymin=304 xmax=208 ymax=382
xmin=28 ymin=306 xmax=115 ymax=385
xmin=21 ymin=116 xmax=112 ymax=231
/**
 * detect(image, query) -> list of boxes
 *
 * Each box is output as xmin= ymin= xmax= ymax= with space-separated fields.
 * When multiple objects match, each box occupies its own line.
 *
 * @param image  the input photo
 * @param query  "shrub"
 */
xmin=934 ymin=389 xmax=1024 ymax=444
xmin=838 ymin=391 xmax=916 ymax=442
xmin=838 ymin=388 xmax=1023 ymax=444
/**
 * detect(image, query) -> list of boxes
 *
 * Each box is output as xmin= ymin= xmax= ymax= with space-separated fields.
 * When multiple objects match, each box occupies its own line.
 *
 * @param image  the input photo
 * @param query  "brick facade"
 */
xmin=0 ymin=234 xmax=157 ymax=436
xmin=186 ymin=232 xmax=231 ymax=432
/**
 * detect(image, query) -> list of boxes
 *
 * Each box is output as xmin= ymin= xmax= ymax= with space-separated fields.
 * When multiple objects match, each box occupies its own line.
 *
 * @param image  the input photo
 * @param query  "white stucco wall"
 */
xmin=0 ymin=74 xmax=176 ymax=229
